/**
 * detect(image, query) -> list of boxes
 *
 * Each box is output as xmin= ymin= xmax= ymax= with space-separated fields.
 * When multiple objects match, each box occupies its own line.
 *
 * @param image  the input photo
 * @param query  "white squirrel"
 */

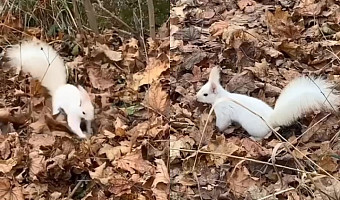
xmin=6 ymin=39 xmax=94 ymax=138
xmin=196 ymin=67 xmax=339 ymax=139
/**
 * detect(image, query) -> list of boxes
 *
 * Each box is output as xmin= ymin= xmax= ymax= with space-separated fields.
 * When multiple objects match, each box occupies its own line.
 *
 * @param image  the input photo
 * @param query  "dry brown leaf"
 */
xmin=170 ymin=135 xmax=195 ymax=163
xmin=317 ymin=156 xmax=338 ymax=172
xmin=131 ymin=57 xmax=169 ymax=90
xmin=0 ymin=158 xmax=17 ymax=173
xmin=266 ymin=8 xmax=303 ymax=39
xmin=292 ymin=148 xmax=310 ymax=159
xmin=209 ymin=21 xmax=229 ymax=37
xmin=145 ymin=82 xmax=169 ymax=114
xmin=0 ymin=140 xmax=11 ymax=159
xmin=114 ymin=151 xmax=154 ymax=174
xmin=87 ymin=68 xmax=114 ymax=90
xmin=29 ymin=151 xmax=46 ymax=180
xmin=22 ymin=183 xmax=48 ymax=199
xmin=50 ymin=192 xmax=62 ymax=200
xmin=93 ymin=42 xmax=122 ymax=61
xmin=28 ymin=134 xmax=56 ymax=149
xmin=114 ymin=117 xmax=128 ymax=137
xmin=227 ymin=166 xmax=260 ymax=197
xmin=241 ymin=138 xmax=272 ymax=157
xmin=98 ymin=142 xmax=130 ymax=161
xmin=237 ymin=0 xmax=256 ymax=13
xmin=202 ymin=9 xmax=215 ymax=19
xmin=152 ymin=159 xmax=170 ymax=200
xmin=296 ymin=0 xmax=326 ymax=16
xmin=0 ymin=178 xmax=24 ymax=200
xmin=108 ymin=173 xmax=133 ymax=196
xmin=126 ymin=121 xmax=149 ymax=137
xmin=244 ymin=59 xmax=268 ymax=80
xmin=89 ymin=163 xmax=111 ymax=185
xmin=207 ymin=135 xmax=239 ymax=167
xmin=29 ymin=119 xmax=47 ymax=134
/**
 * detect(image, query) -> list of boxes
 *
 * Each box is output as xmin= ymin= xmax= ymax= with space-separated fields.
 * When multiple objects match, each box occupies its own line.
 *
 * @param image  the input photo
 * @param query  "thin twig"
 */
xmin=173 ymin=148 xmax=321 ymax=174
xmin=147 ymin=0 xmax=156 ymax=39
xmin=96 ymin=0 xmax=135 ymax=33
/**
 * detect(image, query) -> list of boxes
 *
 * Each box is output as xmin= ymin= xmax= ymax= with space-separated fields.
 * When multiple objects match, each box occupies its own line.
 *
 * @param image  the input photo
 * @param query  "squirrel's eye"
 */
xmin=82 ymin=111 xmax=86 ymax=115
xmin=203 ymin=93 xmax=208 ymax=96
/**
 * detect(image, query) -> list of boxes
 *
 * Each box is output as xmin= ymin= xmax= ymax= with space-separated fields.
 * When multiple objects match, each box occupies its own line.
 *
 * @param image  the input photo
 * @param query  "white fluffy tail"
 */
xmin=269 ymin=77 xmax=339 ymax=127
xmin=6 ymin=39 xmax=67 ymax=95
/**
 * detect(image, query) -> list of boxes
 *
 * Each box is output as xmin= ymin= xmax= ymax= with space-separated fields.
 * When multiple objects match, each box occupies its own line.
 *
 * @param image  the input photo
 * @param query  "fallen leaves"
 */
xmin=266 ymin=8 xmax=303 ymax=39
xmin=131 ymin=57 xmax=169 ymax=90
xmin=170 ymin=0 xmax=340 ymax=199
xmin=0 ymin=178 xmax=24 ymax=200
xmin=0 ymin=29 xmax=170 ymax=199
xmin=145 ymin=82 xmax=170 ymax=114
xmin=92 ymin=42 xmax=122 ymax=62
xmin=152 ymin=159 xmax=170 ymax=200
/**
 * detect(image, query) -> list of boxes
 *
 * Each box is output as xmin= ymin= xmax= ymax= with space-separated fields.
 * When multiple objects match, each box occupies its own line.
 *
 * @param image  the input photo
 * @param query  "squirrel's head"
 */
xmin=196 ymin=66 xmax=222 ymax=104
xmin=78 ymin=85 xmax=95 ymax=121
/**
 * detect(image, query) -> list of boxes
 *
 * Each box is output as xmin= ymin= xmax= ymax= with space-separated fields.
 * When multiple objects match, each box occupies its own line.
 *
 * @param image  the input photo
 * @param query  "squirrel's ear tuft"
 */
xmin=77 ymin=85 xmax=91 ymax=101
xmin=208 ymin=66 xmax=221 ymax=83
xmin=211 ymin=82 xmax=217 ymax=94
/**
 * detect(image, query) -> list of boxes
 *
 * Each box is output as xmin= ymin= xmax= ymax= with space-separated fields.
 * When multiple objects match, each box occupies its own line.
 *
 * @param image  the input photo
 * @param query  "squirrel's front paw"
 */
xmin=76 ymin=132 xmax=88 ymax=139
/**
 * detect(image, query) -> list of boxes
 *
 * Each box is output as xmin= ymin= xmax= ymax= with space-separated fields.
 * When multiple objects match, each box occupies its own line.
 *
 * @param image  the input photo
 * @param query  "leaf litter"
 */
xmin=0 ymin=24 xmax=169 ymax=200
xmin=170 ymin=0 xmax=340 ymax=199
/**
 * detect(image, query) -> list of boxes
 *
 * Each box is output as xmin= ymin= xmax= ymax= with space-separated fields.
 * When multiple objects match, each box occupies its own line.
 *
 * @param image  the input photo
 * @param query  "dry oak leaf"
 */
xmin=89 ymin=162 xmax=111 ymax=185
xmin=227 ymin=166 xmax=260 ymax=197
xmin=126 ymin=121 xmax=149 ymax=137
xmin=98 ymin=143 xmax=130 ymax=161
xmin=29 ymin=118 xmax=47 ymax=134
xmin=241 ymin=138 xmax=272 ymax=157
xmin=87 ymin=68 xmax=114 ymax=90
xmin=171 ymin=5 xmax=186 ymax=22
xmin=296 ymin=0 xmax=326 ymax=16
xmin=108 ymin=173 xmax=133 ymax=196
xmin=317 ymin=156 xmax=338 ymax=172
xmin=28 ymin=134 xmax=56 ymax=149
xmin=114 ymin=151 xmax=154 ymax=175
xmin=22 ymin=183 xmax=48 ymax=199
xmin=0 ymin=140 xmax=11 ymax=159
xmin=207 ymin=135 xmax=239 ymax=167
xmin=0 ymin=178 xmax=24 ymax=200
xmin=292 ymin=148 xmax=310 ymax=160
xmin=237 ymin=0 xmax=256 ymax=13
xmin=0 ymin=158 xmax=17 ymax=173
xmin=145 ymin=82 xmax=169 ymax=114
xmin=121 ymin=38 xmax=140 ymax=67
xmin=314 ymin=178 xmax=340 ymax=199
xmin=209 ymin=21 xmax=229 ymax=37
xmin=131 ymin=57 xmax=169 ymax=90
xmin=170 ymin=135 xmax=195 ymax=163
xmin=152 ymin=159 xmax=170 ymax=200
xmin=93 ymin=42 xmax=122 ymax=61
xmin=266 ymin=8 xmax=303 ymax=39
xmin=114 ymin=117 xmax=128 ymax=137
xmin=28 ymin=151 xmax=46 ymax=180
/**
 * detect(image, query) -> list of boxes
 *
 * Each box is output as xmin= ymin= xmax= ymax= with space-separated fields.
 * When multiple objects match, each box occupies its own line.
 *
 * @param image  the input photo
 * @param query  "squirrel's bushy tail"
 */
xmin=269 ymin=77 xmax=339 ymax=127
xmin=6 ymin=39 xmax=67 ymax=94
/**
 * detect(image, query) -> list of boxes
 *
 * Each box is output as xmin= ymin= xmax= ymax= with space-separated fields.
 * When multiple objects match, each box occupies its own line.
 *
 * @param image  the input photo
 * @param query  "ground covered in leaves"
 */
xmin=0 ymin=27 xmax=170 ymax=199
xmin=170 ymin=0 xmax=340 ymax=199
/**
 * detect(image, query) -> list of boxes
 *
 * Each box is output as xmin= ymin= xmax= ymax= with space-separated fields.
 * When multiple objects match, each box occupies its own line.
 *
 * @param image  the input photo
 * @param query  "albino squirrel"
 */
xmin=6 ymin=39 xmax=94 ymax=138
xmin=196 ymin=67 xmax=339 ymax=139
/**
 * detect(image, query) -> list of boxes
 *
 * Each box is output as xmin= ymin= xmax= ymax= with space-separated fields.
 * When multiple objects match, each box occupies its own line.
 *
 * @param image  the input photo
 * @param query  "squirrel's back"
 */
xmin=6 ymin=39 xmax=67 ymax=94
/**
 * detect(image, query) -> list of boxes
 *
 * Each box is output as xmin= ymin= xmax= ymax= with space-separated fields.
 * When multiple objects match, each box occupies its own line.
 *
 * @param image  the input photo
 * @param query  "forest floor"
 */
xmin=170 ymin=0 xmax=340 ymax=199
xmin=0 ymin=14 xmax=170 ymax=200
